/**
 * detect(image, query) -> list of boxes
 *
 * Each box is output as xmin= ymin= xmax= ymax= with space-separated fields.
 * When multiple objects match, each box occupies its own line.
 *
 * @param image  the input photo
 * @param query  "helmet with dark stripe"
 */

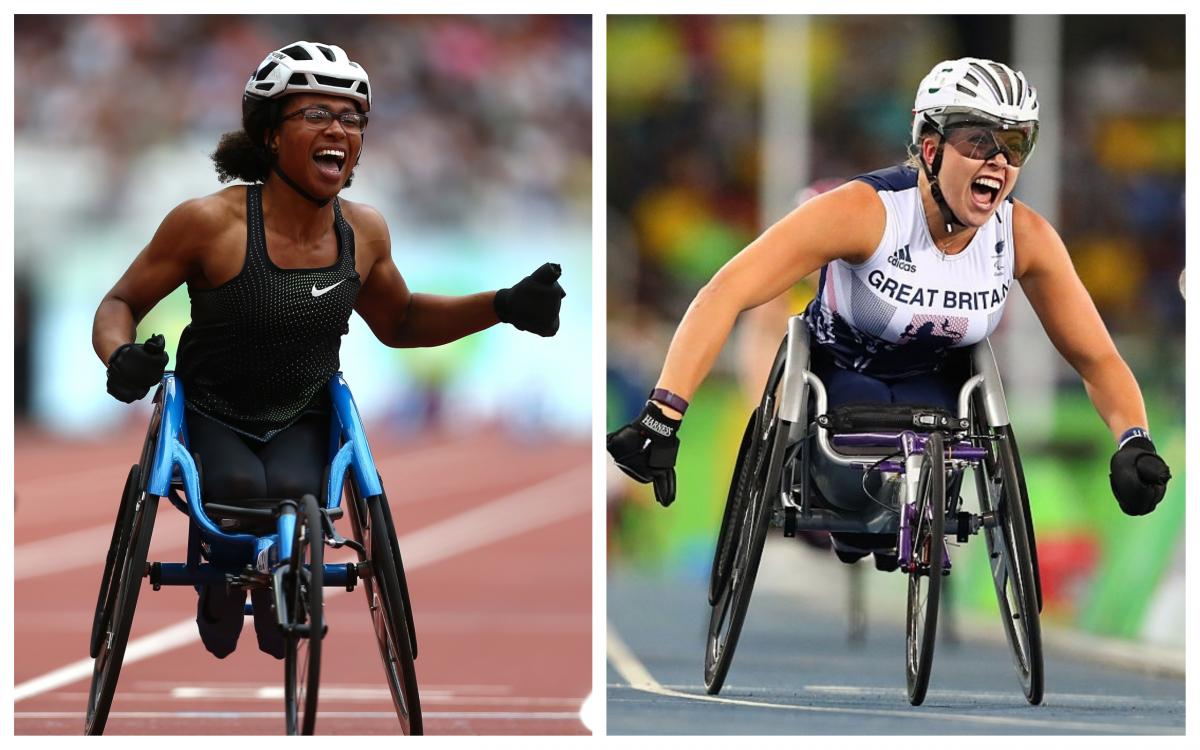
xmin=244 ymin=41 xmax=371 ymax=113
xmin=911 ymin=57 xmax=1038 ymax=144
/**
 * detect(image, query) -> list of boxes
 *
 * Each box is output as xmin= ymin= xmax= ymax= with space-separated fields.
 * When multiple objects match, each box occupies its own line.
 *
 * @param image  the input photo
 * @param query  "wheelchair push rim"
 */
xmin=284 ymin=494 xmax=324 ymax=735
xmin=972 ymin=412 xmax=1044 ymax=705
xmin=90 ymin=464 xmax=141 ymax=660
xmin=346 ymin=479 xmax=423 ymax=735
xmin=84 ymin=492 xmax=158 ymax=735
xmin=904 ymin=431 xmax=945 ymax=706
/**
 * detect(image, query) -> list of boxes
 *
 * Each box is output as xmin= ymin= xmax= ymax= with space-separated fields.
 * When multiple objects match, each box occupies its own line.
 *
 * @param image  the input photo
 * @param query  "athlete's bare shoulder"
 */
xmin=336 ymin=198 xmax=389 ymax=239
xmin=790 ymin=178 xmax=886 ymax=265
xmin=336 ymin=198 xmax=391 ymax=269
xmin=154 ymin=186 xmax=246 ymax=254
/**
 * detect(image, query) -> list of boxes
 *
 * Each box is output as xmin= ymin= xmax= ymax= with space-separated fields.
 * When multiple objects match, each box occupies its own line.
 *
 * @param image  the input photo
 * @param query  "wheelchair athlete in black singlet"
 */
xmin=93 ymin=41 xmax=565 ymax=659
xmin=609 ymin=57 xmax=1170 ymax=552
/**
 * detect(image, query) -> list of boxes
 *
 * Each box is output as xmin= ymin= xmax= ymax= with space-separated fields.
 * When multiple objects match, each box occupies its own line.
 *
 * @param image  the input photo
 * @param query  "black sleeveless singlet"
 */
xmin=176 ymin=184 xmax=361 ymax=441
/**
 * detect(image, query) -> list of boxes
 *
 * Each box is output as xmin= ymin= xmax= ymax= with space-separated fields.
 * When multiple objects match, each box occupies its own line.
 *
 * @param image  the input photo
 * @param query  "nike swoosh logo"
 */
xmin=311 ymin=280 xmax=346 ymax=297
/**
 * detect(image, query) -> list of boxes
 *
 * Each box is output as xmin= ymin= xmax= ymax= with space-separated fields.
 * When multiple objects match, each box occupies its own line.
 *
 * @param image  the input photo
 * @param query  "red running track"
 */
xmin=14 ymin=420 xmax=591 ymax=735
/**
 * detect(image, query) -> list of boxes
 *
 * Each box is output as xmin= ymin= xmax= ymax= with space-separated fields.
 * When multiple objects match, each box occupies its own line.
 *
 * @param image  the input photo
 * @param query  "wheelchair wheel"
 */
xmin=346 ymin=481 xmax=423 ymax=735
xmin=972 ymin=410 xmax=1044 ymax=705
xmin=704 ymin=339 xmax=788 ymax=695
xmin=84 ymin=492 xmax=158 ymax=735
xmin=284 ymin=494 xmax=324 ymax=736
xmin=905 ymin=431 xmax=945 ymax=706
xmin=90 ymin=465 xmax=140 ymax=659
xmin=708 ymin=411 xmax=757 ymax=606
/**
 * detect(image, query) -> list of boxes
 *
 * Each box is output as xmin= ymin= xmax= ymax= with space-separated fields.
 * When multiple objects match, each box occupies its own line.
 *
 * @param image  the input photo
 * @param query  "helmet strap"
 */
xmin=918 ymin=138 xmax=964 ymax=234
xmin=271 ymin=163 xmax=332 ymax=208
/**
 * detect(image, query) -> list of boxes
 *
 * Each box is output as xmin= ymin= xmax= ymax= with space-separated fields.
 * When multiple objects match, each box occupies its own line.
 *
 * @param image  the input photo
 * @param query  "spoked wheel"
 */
xmin=346 ymin=480 xmax=423 ymax=735
xmin=84 ymin=491 xmax=158 ymax=735
xmin=972 ymin=414 xmax=1044 ymax=705
xmin=284 ymin=494 xmax=324 ymax=735
xmin=704 ymin=340 xmax=790 ymax=695
xmin=90 ymin=465 xmax=141 ymax=660
xmin=905 ymin=431 xmax=946 ymax=706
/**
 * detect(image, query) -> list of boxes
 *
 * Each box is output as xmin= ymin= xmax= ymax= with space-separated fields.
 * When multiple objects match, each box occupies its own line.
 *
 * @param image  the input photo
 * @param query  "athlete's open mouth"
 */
xmin=970 ymin=175 xmax=1002 ymax=208
xmin=313 ymin=148 xmax=346 ymax=179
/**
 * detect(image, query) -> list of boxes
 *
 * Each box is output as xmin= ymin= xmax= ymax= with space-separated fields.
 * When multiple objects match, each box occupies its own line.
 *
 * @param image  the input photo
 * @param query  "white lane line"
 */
xmin=167 ymin=685 xmax=581 ymax=705
xmin=15 ymin=711 xmax=583 ymax=721
xmin=605 ymin=623 xmax=1177 ymax=735
xmin=605 ymin=622 xmax=664 ymax=691
xmin=14 ymin=620 xmax=198 ymax=703
xmin=16 ymin=522 xmax=189 ymax=581
xmin=14 ymin=443 xmax=578 ymax=580
xmin=14 ymin=466 xmax=589 ymax=704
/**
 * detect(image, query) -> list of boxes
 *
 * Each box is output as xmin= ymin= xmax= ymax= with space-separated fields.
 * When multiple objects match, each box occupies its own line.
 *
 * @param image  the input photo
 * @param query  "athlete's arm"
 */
xmin=92 ymin=197 xmax=220 ymax=363
xmin=350 ymin=204 xmax=498 ymax=348
xmin=1013 ymin=200 xmax=1149 ymax=440
xmin=652 ymin=180 xmax=884 ymax=414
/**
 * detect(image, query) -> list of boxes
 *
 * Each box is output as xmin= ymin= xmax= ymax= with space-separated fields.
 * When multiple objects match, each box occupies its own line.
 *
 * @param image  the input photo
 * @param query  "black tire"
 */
xmin=703 ymin=339 xmax=789 ymax=695
xmin=346 ymin=480 xmax=423 ymax=735
xmin=284 ymin=495 xmax=324 ymax=736
xmin=972 ymin=407 xmax=1044 ymax=705
xmin=90 ymin=465 xmax=140 ymax=659
xmin=905 ymin=431 xmax=945 ymax=706
xmin=84 ymin=492 xmax=158 ymax=735
xmin=708 ymin=412 xmax=758 ymax=606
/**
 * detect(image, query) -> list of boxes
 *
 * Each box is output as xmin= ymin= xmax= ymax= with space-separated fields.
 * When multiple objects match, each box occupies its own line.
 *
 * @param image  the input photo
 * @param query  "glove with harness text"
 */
xmin=1109 ymin=435 xmax=1171 ymax=516
xmin=606 ymin=401 xmax=680 ymax=507
xmin=106 ymin=333 xmax=168 ymax=403
xmin=494 ymin=262 xmax=566 ymax=337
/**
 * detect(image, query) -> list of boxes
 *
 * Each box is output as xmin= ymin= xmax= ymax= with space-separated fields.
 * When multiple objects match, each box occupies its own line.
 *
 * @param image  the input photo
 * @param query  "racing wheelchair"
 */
xmin=705 ymin=315 xmax=1043 ymax=706
xmin=85 ymin=372 xmax=422 ymax=735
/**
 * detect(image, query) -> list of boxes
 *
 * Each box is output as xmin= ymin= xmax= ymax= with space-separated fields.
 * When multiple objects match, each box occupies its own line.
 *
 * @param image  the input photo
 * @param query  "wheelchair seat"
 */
xmin=817 ymin=403 xmax=968 ymax=437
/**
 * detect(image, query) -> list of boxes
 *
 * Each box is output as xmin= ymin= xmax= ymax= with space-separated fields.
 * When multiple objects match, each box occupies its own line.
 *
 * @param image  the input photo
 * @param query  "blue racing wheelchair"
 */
xmin=85 ymin=372 xmax=422 ymax=735
xmin=705 ymin=315 xmax=1043 ymax=706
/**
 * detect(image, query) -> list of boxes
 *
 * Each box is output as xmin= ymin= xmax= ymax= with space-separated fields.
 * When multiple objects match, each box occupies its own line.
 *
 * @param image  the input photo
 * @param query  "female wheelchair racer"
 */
xmin=608 ymin=58 xmax=1170 ymax=684
xmin=93 ymin=42 xmax=564 ymax=667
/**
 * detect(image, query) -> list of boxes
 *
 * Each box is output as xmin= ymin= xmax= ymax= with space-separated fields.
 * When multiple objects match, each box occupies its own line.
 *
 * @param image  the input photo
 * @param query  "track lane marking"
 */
xmin=14 ymin=711 xmax=583 ymax=721
xmin=605 ymin=623 xmax=1177 ymax=735
xmin=15 ymin=466 xmax=589 ymax=704
xmin=16 ymin=522 xmax=189 ymax=581
xmin=15 ymin=443 xmax=582 ymax=580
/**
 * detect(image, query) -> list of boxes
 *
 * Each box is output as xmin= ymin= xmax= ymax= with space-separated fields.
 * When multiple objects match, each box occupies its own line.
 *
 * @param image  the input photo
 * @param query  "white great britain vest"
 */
xmin=805 ymin=165 xmax=1014 ymax=378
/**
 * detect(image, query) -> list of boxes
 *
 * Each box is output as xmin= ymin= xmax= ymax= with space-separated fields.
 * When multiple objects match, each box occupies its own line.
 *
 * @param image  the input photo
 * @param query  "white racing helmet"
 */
xmin=911 ymin=57 xmax=1038 ymax=145
xmin=244 ymin=41 xmax=371 ymax=112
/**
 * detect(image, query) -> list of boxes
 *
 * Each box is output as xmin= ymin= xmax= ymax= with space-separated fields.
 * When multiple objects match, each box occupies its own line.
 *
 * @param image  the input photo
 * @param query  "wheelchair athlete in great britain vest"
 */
xmin=608 ymin=57 xmax=1171 ymax=560
xmin=93 ymin=41 xmax=564 ymax=659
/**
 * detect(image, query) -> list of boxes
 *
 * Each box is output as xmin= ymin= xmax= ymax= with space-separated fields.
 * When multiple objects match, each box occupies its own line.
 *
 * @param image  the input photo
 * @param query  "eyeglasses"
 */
xmin=942 ymin=123 xmax=1037 ymax=167
xmin=281 ymin=106 xmax=368 ymax=134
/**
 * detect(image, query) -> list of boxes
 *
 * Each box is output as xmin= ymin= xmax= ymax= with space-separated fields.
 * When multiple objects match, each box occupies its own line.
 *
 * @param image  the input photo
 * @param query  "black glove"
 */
xmin=106 ymin=334 xmax=168 ymax=403
xmin=495 ymin=262 xmax=565 ymax=336
xmin=1109 ymin=436 xmax=1171 ymax=516
xmin=606 ymin=402 xmax=681 ymax=507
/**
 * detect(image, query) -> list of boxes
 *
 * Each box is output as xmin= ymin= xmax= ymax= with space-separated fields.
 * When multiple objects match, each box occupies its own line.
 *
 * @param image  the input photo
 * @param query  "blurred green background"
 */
xmin=606 ymin=15 xmax=1184 ymax=646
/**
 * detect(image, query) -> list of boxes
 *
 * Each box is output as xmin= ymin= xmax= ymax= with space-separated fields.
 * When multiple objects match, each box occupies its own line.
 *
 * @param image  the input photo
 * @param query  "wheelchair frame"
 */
xmin=85 ymin=372 xmax=422 ymax=736
xmin=703 ymin=314 xmax=1043 ymax=706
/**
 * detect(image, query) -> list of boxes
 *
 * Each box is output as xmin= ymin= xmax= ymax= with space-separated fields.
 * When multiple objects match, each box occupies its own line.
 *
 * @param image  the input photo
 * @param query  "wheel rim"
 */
xmin=284 ymin=499 xmax=323 ymax=735
xmin=85 ymin=495 xmax=156 ymax=735
xmin=347 ymin=484 xmax=419 ymax=734
xmin=905 ymin=436 xmax=944 ymax=705
xmin=972 ymin=415 xmax=1042 ymax=702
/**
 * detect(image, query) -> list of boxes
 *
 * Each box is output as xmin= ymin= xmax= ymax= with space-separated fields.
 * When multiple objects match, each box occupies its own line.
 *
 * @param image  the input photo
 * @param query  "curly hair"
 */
xmin=210 ymin=96 xmax=356 ymax=187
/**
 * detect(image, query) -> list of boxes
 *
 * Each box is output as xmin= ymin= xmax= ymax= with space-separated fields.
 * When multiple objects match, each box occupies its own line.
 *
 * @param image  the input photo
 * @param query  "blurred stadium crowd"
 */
xmin=15 ymin=14 xmax=591 ymax=230
xmin=14 ymin=15 xmax=592 ymax=436
xmin=606 ymin=15 xmax=1184 ymax=644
